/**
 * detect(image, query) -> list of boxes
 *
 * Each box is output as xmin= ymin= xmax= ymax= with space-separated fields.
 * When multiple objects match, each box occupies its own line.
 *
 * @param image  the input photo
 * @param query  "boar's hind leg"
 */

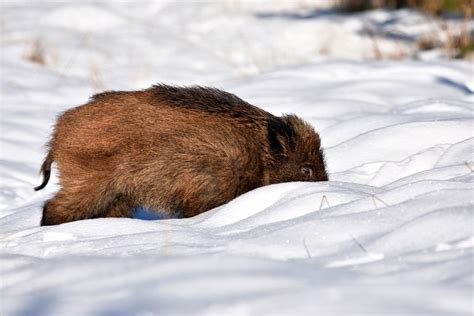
xmin=40 ymin=187 xmax=117 ymax=226
xmin=41 ymin=191 xmax=81 ymax=226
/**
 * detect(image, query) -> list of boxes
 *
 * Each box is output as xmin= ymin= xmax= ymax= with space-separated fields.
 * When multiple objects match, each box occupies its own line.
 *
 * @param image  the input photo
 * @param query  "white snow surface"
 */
xmin=1 ymin=1 xmax=473 ymax=315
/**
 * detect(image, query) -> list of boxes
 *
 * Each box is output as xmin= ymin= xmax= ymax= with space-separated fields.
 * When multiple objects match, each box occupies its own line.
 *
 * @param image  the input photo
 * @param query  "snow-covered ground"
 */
xmin=1 ymin=1 xmax=473 ymax=315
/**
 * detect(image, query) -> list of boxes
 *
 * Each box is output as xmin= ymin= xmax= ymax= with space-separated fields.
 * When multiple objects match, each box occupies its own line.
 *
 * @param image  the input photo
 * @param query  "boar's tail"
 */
xmin=34 ymin=153 xmax=54 ymax=191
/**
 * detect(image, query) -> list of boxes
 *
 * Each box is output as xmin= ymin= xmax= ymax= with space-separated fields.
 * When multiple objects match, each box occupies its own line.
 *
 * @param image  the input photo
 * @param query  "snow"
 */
xmin=0 ymin=1 xmax=473 ymax=315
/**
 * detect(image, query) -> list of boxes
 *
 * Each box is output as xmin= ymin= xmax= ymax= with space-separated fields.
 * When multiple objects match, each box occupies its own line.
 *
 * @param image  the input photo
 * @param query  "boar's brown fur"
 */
xmin=35 ymin=84 xmax=328 ymax=225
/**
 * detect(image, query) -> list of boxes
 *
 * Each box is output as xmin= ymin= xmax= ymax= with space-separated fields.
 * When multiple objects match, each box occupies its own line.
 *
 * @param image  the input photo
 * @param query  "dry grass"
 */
xmin=415 ymin=4 xmax=472 ymax=59
xmin=363 ymin=21 xmax=410 ymax=60
xmin=319 ymin=194 xmax=330 ymax=210
xmin=302 ymin=238 xmax=312 ymax=258
xmin=464 ymin=162 xmax=474 ymax=173
xmin=364 ymin=23 xmax=384 ymax=60
xmin=25 ymin=39 xmax=45 ymax=65
xmin=372 ymin=195 xmax=389 ymax=209
xmin=337 ymin=0 xmax=473 ymax=59
xmin=337 ymin=0 xmax=471 ymax=13
xmin=89 ymin=59 xmax=104 ymax=92
xmin=350 ymin=234 xmax=369 ymax=253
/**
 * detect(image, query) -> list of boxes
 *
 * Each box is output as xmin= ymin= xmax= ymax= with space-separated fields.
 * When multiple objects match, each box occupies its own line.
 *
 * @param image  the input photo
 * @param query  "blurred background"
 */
xmin=2 ymin=0 xmax=472 ymax=95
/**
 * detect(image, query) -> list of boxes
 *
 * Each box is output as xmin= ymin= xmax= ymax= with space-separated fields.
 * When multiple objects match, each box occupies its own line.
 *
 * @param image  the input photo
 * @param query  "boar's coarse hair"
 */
xmin=35 ymin=84 xmax=328 ymax=225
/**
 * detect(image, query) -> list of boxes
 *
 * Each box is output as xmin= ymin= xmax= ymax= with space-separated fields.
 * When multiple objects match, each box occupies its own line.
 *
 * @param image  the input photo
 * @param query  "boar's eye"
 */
xmin=300 ymin=166 xmax=313 ymax=178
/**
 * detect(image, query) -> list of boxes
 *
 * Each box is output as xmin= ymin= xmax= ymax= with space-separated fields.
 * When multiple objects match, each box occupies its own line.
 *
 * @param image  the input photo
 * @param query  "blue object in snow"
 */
xmin=131 ymin=206 xmax=182 ymax=220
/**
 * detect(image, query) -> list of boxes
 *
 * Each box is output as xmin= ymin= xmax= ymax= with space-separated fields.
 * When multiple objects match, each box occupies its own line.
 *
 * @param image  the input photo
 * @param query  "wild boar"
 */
xmin=35 ymin=84 xmax=328 ymax=225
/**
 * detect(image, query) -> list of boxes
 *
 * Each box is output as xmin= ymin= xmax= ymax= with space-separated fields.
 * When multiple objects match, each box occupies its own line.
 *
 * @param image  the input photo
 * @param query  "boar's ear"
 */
xmin=267 ymin=117 xmax=295 ymax=157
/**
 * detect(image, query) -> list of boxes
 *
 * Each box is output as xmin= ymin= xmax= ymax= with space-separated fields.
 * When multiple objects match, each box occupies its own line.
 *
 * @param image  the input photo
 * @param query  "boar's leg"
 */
xmin=40 ymin=186 xmax=120 ymax=226
xmin=41 ymin=190 xmax=83 ymax=225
